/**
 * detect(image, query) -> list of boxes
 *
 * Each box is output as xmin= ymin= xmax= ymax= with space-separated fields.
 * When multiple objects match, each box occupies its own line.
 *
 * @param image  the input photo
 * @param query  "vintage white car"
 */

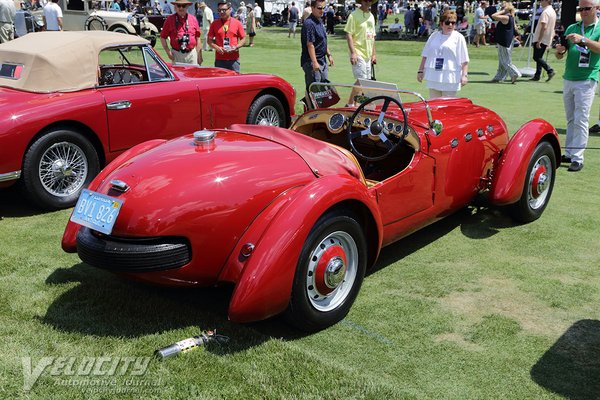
xmin=29 ymin=0 xmax=158 ymax=44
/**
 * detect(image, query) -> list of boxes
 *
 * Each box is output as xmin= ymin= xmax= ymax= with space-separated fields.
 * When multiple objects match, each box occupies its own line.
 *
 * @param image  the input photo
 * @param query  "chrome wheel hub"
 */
xmin=51 ymin=159 xmax=74 ymax=178
xmin=528 ymin=155 xmax=552 ymax=209
xmin=324 ymin=257 xmax=346 ymax=289
xmin=256 ymin=106 xmax=280 ymax=126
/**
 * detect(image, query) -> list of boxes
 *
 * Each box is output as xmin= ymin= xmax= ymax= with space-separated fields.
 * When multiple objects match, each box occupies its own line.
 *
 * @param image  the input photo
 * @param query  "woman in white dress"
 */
xmin=417 ymin=10 xmax=470 ymax=98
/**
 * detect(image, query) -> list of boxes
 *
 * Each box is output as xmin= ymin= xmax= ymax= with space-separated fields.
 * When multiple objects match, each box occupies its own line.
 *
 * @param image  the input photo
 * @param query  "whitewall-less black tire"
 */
xmin=21 ymin=129 xmax=100 ymax=210
xmin=285 ymin=211 xmax=367 ymax=332
xmin=246 ymin=94 xmax=286 ymax=127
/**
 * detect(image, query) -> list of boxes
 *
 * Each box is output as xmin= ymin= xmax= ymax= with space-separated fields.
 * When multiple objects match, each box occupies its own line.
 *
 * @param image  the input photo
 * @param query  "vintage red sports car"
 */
xmin=0 ymin=31 xmax=295 ymax=210
xmin=62 ymin=82 xmax=560 ymax=332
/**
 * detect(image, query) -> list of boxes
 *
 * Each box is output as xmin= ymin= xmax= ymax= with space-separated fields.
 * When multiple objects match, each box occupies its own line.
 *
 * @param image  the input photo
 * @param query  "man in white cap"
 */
xmin=160 ymin=0 xmax=202 ymax=65
xmin=198 ymin=1 xmax=213 ymax=51
xmin=253 ymin=2 xmax=261 ymax=28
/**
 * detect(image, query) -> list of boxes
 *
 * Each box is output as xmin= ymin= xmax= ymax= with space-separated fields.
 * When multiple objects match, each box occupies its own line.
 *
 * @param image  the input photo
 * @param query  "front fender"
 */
xmin=143 ymin=22 xmax=159 ymax=34
xmin=226 ymin=175 xmax=382 ymax=323
xmin=108 ymin=22 xmax=136 ymax=35
xmin=61 ymin=139 xmax=166 ymax=253
xmin=490 ymin=119 xmax=560 ymax=205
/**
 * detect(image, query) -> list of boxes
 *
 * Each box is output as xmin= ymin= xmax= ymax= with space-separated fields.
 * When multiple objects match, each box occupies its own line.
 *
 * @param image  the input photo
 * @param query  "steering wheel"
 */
xmin=346 ymin=95 xmax=408 ymax=162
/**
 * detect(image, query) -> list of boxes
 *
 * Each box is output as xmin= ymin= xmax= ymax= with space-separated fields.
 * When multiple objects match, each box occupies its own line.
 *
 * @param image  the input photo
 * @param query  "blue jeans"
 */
xmin=302 ymin=61 xmax=329 ymax=93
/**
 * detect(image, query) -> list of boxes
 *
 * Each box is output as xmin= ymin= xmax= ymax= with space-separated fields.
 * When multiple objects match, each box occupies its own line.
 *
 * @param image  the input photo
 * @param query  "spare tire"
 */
xmin=85 ymin=16 xmax=107 ymax=31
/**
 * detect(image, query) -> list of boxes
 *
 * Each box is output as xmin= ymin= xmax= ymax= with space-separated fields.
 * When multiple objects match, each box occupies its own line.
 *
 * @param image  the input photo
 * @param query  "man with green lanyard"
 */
xmin=344 ymin=0 xmax=377 ymax=80
xmin=555 ymin=0 xmax=600 ymax=172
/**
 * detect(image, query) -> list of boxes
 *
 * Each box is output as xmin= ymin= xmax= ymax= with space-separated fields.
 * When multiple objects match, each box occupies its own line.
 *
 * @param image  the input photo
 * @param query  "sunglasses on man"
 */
xmin=577 ymin=6 xmax=595 ymax=11
xmin=443 ymin=20 xmax=456 ymax=25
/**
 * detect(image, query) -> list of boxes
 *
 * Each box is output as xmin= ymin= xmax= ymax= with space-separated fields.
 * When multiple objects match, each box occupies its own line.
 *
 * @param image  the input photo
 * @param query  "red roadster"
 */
xmin=62 ymin=82 xmax=560 ymax=332
xmin=0 ymin=31 xmax=295 ymax=210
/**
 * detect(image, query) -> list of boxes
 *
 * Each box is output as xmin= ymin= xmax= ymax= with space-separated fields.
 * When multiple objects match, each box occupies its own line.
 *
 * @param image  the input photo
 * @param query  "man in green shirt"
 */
xmin=344 ymin=0 xmax=377 ymax=80
xmin=554 ymin=0 xmax=600 ymax=172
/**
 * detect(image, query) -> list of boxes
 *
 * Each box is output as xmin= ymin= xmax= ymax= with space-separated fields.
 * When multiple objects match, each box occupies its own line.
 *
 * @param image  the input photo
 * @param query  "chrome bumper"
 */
xmin=0 ymin=170 xmax=21 ymax=183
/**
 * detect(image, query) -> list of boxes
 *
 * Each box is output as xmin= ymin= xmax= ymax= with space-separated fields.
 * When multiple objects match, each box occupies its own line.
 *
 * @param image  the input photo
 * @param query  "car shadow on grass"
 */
xmin=40 ymin=205 xmax=518 ymax=348
xmin=0 ymin=185 xmax=49 ymax=218
xmin=531 ymin=319 xmax=600 ymax=399
xmin=371 ymin=205 xmax=517 ymax=275
xmin=41 ymin=263 xmax=301 ymax=352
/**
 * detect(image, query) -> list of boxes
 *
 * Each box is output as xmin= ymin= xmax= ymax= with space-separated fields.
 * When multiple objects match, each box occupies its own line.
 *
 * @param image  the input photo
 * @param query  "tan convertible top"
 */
xmin=0 ymin=31 xmax=149 ymax=93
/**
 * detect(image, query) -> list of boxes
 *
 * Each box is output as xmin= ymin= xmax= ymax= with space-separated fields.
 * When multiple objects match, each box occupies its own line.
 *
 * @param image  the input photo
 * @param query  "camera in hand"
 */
xmin=178 ymin=33 xmax=190 ymax=51
xmin=559 ymin=34 xmax=568 ymax=47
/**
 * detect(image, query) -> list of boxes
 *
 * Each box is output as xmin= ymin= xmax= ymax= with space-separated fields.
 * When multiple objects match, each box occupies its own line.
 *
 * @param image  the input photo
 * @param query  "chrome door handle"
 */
xmin=107 ymin=101 xmax=131 ymax=110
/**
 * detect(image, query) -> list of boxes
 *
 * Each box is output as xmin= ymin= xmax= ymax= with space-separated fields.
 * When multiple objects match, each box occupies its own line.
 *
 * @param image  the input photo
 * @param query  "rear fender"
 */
xmin=61 ymin=139 xmax=166 ymax=253
xmin=490 ymin=119 xmax=560 ymax=205
xmin=226 ymin=175 xmax=382 ymax=323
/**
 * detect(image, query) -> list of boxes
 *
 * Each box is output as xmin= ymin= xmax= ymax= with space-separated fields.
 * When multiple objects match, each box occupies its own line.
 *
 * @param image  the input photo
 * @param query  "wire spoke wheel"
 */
xmin=256 ymin=105 xmax=280 ymax=126
xmin=38 ymin=141 xmax=88 ymax=197
xmin=247 ymin=94 xmax=286 ymax=127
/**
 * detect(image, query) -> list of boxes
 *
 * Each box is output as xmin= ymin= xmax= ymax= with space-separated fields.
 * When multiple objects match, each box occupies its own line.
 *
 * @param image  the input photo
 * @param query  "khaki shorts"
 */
xmin=475 ymin=24 xmax=486 ymax=35
xmin=172 ymin=48 xmax=198 ymax=65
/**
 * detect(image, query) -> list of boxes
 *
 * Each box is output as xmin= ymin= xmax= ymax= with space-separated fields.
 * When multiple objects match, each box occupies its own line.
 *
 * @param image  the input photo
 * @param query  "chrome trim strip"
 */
xmin=0 ymin=170 xmax=21 ymax=182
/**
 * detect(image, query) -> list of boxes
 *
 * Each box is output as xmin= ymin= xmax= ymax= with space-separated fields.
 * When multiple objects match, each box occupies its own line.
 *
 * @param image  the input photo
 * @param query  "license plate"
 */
xmin=71 ymin=189 xmax=123 ymax=235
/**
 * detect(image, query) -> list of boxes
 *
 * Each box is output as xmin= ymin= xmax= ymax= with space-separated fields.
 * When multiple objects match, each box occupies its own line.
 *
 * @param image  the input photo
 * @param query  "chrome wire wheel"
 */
xmin=256 ymin=105 xmax=280 ymax=126
xmin=527 ymin=154 xmax=552 ymax=210
xmin=306 ymin=231 xmax=358 ymax=312
xmin=38 ymin=141 xmax=88 ymax=197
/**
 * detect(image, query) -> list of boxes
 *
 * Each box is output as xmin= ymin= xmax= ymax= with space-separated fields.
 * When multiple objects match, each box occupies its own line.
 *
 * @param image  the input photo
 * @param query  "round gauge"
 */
xmin=363 ymin=117 xmax=371 ymax=127
xmin=395 ymin=124 xmax=404 ymax=134
xmin=328 ymin=113 xmax=346 ymax=132
xmin=387 ymin=122 xmax=394 ymax=131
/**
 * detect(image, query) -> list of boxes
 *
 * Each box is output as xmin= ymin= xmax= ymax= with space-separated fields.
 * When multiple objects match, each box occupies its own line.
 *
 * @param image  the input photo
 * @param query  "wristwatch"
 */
xmin=581 ymin=37 xmax=587 ymax=44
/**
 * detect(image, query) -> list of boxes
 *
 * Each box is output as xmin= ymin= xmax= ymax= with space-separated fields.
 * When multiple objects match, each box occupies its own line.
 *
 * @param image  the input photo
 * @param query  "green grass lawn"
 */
xmin=1 ymin=27 xmax=600 ymax=399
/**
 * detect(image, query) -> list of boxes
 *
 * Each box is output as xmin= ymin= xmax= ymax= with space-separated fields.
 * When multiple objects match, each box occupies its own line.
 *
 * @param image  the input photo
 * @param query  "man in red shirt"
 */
xmin=160 ymin=0 xmax=203 ymax=65
xmin=207 ymin=1 xmax=246 ymax=72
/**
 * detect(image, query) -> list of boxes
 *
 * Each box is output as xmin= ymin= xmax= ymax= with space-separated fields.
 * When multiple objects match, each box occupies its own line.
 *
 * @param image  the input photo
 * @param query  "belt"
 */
xmin=173 ymin=48 xmax=192 ymax=54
